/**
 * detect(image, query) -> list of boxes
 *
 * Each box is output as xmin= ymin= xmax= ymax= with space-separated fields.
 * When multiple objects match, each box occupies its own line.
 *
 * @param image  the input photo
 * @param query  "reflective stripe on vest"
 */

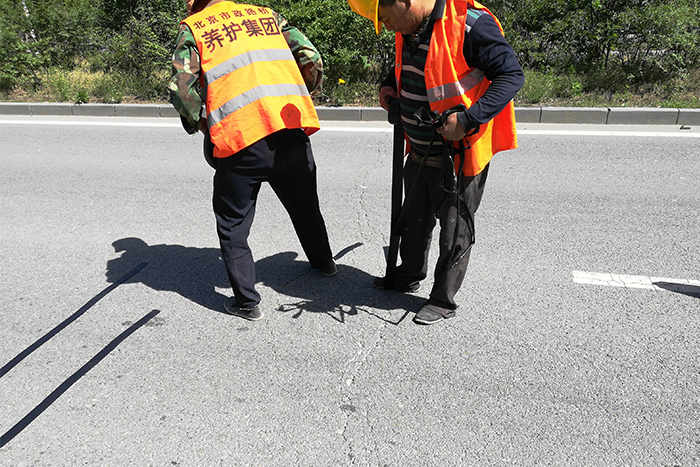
xmin=204 ymin=48 xmax=296 ymax=85
xmin=208 ymin=82 xmax=310 ymax=126
xmin=426 ymin=68 xmax=485 ymax=103
xmin=395 ymin=0 xmax=517 ymax=176
xmin=183 ymin=1 xmax=319 ymax=158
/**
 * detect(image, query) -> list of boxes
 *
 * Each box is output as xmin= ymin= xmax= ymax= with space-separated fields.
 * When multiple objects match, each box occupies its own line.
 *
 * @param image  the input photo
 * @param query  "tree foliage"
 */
xmin=492 ymin=0 xmax=699 ymax=90
xmin=260 ymin=0 xmax=395 ymax=96
xmin=0 ymin=0 xmax=697 ymax=97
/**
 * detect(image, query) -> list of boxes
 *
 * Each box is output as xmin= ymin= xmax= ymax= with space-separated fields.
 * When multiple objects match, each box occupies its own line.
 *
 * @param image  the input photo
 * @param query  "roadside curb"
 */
xmin=0 ymin=102 xmax=698 ymax=125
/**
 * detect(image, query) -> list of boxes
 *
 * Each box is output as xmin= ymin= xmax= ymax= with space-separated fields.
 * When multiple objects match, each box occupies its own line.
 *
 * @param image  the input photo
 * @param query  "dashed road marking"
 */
xmin=572 ymin=270 xmax=700 ymax=295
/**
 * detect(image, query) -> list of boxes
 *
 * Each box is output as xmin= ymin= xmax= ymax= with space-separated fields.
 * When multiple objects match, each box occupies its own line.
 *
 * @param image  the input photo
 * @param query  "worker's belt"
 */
xmin=408 ymin=152 xmax=443 ymax=168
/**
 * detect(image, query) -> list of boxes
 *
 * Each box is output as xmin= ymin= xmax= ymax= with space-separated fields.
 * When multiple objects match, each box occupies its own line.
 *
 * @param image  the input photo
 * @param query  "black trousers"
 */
xmin=211 ymin=129 xmax=332 ymax=308
xmin=393 ymin=158 xmax=490 ymax=310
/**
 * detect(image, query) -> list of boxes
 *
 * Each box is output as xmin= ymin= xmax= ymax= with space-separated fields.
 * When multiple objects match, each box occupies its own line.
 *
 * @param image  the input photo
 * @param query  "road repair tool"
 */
xmin=383 ymin=97 xmax=404 ymax=287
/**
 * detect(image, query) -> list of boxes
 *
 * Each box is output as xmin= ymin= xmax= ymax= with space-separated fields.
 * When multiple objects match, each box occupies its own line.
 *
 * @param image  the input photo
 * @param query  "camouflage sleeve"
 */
xmin=168 ymin=24 xmax=204 ymax=134
xmin=273 ymin=11 xmax=324 ymax=95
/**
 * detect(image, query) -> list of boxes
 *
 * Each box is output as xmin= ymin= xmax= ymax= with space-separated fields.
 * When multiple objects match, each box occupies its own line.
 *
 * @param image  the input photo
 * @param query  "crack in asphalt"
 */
xmin=357 ymin=159 xmax=390 ymax=250
xmin=339 ymin=324 xmax=388 ymax=464
xmin=357 ymin=179 xmax=385 ymax=249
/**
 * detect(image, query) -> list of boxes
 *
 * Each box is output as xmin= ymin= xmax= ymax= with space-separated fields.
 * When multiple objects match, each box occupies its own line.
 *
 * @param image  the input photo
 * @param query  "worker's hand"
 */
xmin=437 ymin=112 xmax=466 ymax=141
xmin=379 ymin=86 xmax=397 ymax=111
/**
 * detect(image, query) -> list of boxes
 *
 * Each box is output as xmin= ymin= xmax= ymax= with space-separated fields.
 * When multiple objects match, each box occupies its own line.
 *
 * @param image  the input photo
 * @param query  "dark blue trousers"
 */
xmin=210 ymin=129 xmax=332 ymax=308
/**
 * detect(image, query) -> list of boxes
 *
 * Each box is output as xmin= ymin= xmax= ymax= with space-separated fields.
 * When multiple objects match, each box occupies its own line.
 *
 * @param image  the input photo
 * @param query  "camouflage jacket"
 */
xmin=169 ymin=6 xmax=323 ymax=134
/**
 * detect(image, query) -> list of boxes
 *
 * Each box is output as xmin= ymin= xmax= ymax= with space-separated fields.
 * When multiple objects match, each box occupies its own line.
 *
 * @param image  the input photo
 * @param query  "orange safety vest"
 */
xmin=183 ymin=1 xmax=320 ymax=158
xmin=395 ymin=0 xmax=517 ymax=176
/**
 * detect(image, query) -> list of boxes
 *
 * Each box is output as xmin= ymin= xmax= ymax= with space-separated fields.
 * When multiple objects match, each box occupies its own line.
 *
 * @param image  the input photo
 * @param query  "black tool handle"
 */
xmin=385 ymin=98 xmax=404 ymax=283
xmin=387 ymin=95 xmax=402 ymax=125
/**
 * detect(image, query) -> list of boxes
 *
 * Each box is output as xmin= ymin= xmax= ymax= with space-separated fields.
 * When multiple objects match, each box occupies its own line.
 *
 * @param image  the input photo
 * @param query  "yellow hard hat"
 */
xmin=347 ymin=0 xmax=382 ymax=34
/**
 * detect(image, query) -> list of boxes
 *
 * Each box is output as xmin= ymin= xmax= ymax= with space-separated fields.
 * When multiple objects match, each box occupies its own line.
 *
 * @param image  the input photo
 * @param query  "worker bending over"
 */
xmin=170 ymin=0 xmax=336 ymax=321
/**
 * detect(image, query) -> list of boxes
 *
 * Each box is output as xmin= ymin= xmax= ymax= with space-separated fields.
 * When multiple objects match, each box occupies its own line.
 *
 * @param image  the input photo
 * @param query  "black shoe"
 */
xmin=223 ymin=299 xmax=263 ymax=321
xmin=373 ymin=276 xmax=420 ymax=293
xmin=413 ymin=303 xmax=456 ymax=325
xmin=312 ymin=258 xmax=337 ymax=277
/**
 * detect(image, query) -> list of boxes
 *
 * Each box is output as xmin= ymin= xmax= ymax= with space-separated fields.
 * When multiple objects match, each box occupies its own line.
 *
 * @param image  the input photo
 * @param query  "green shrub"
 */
xmin=320 ymin=79 xmax=378 ymax=106
xmin=93 ymin=74 xmax=125 ymax=103
xmin=45 ymin=69 xmax=76 ymax=101
xmin=104 ymin=17 xmax=169 ymax=77
xmin=75 ymin=87 xmax=90 ymax=104
xmin=518 ymin=70 xmax=585 ymax=104
xmin=518 ymin=70 xmax=552 ymax=104
xmin=122 ymin=71 xmax=171 ymax=101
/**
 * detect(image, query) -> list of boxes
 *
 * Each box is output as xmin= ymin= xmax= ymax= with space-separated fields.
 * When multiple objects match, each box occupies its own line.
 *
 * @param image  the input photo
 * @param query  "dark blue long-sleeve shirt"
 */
xmin=461 ymin=8 xmax=524 ymax=125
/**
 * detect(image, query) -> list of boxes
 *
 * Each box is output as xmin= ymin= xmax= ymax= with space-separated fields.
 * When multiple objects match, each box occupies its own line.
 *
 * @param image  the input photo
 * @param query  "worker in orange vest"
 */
xmin=169 ymin=0 xmax=336 ymax=321
xmin=348 ymin=0 xmax=524 ymax=324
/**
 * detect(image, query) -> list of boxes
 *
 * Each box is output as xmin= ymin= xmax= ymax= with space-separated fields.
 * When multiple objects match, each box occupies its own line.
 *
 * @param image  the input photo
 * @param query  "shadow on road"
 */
xmin=106 ymin=237 xmax=230 ymax=314
xmin=2 ymin=240 xmax=420 ymax=448
xmin=0 ymin=310 xmax=160 ymax=449
xmin=0 ymin=262 xmax=147 ymax=380
xmin=106 ymin=237 xmax=424 ymax=324
xmin=653 ymin=282 xmax=700 ymax=299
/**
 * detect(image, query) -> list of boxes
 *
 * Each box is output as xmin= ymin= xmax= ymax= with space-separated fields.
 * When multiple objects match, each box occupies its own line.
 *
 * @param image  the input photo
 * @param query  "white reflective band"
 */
xmin=401 ymin=65 xmax=425 ymax=76
xmin=407 ymin=135 xmax=434 ymax=145
xmin=427 ymin=68 xmax=485 ymax=102
xmin=208 ymin=83 xmax=310 ymax=126
xmin=400 ymin=89 xmax=429 ymax=102
xmin=204 ymin=48 xmax=295 ymax=85
xmin=401 ymin=115 xmax=419 ymax=126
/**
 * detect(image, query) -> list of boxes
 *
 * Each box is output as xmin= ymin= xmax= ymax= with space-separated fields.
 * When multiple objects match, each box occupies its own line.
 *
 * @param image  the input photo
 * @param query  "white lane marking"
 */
xmin=0 ymin=119 xmax=698 ymax=138
xmin=318 ymin=126 xmax=392 ymax=133
xmin=0 ymin=120 xmax=393 ymax=132
xmin=519 ymin=130 xmax=700 ymax=138
xmin=572 ymin=270 xmax=700 ymax=293
xmin=319 ymin=127 xmax=700 ymax=138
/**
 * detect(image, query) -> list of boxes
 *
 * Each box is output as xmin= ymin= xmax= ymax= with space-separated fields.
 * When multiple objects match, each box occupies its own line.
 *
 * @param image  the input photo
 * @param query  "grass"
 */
xmin=316 ymin=79 xmax=379 ymax=107
xmin=517 ymin=68 xmax=700 ymax=108
xmin=1 ymin=62 xmax=170 ymax=104
xmin=2 ymin=65 xmax=699 ymax=109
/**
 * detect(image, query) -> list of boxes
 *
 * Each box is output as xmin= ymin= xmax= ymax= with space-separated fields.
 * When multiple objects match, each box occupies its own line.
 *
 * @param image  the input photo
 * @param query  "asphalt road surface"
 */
xmin=1 ymin=117 xmax=698 ymax=465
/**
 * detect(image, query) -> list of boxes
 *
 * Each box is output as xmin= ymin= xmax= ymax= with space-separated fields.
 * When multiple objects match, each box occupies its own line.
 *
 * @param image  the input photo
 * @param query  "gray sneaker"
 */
xmin=224 ymin=299 xmax=263 ymax=321
xmin=413 ymin=303 xmax=456 ymax=325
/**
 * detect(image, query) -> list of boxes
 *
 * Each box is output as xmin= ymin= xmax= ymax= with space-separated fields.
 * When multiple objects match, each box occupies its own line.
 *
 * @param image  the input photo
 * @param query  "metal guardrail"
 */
xmin=0 ymin=102 xmax=698 ymax=125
